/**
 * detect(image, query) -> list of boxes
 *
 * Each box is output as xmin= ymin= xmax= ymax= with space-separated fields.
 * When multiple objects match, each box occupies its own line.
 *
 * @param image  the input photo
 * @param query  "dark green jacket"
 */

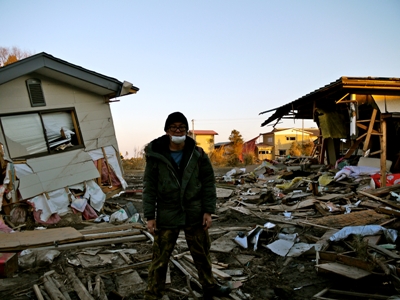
xmin=142 ymin=135 xmax=216 ymax=229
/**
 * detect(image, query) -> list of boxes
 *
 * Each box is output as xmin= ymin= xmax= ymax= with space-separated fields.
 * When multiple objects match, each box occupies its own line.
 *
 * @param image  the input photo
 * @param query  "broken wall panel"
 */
xmin=38 ymin=161 xmax=100 ymax=192
xmin=316 ymin=109 xmax=348 ymax=139
xmin=88 ymin=146 xmax=127 ymax=190
xmin=373 ymin=95 xmax=400 ymax=113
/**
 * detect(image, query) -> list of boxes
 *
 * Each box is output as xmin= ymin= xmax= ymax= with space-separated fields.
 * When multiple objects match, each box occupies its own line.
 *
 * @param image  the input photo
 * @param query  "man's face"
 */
xmin=167 ymin=122 xmax=187 ymax=137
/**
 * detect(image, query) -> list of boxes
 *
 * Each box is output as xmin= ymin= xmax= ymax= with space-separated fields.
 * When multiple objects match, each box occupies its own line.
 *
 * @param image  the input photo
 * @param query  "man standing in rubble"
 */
xmin=142 ymin=111 xmax=231 ymax=300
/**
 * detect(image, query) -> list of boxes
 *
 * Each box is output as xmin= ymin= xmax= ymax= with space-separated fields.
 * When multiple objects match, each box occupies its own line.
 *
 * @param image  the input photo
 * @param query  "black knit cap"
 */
xmin=164 ymin=111 xmax=189 ymax=132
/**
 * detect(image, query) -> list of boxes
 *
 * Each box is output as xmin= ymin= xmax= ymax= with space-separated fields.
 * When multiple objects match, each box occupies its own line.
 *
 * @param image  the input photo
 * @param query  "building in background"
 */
xmin=257 ymin=128 xmax=319 ymax=160
xmin=188 ymin=130 xmax=218 ymax=154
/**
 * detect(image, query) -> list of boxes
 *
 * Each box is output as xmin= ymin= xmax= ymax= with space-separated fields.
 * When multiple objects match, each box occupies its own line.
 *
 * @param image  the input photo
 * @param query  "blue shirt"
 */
xmin=170 ymin=150 xmax=183 ymax=166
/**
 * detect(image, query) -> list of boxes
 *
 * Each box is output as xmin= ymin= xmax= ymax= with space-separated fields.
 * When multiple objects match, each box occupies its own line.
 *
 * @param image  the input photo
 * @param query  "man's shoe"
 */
xmin=203 ymin=284 xmax=231 ymax=298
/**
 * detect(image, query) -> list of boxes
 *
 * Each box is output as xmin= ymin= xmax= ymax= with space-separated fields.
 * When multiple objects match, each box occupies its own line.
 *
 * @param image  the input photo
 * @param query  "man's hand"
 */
xmin=147 ymin=219 xmax=157 ymax=235
xmin=202 ymin=213 xmax=212 ymax=230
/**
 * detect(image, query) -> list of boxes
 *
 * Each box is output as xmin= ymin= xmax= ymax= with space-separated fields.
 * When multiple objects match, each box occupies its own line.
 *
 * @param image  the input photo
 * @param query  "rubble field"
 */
xmin=2 ymin=158 xmax=400 ymax=300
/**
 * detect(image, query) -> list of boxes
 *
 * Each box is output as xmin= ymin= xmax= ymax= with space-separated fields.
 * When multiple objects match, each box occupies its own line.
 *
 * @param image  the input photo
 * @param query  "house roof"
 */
xmin=0 ymin=52 xmax=139 ymax=98
xmin=214 ymin=141 xmax=231 ymax=147
xmin=259 ymin=76 xmax=400 ymax=127
xmin=189 ymin=130 xmax=218 ymax=135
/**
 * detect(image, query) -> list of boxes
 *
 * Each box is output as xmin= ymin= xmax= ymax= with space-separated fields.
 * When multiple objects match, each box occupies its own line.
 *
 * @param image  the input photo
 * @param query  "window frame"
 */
xmin=0 ymin=108 xmax=84 ymax=160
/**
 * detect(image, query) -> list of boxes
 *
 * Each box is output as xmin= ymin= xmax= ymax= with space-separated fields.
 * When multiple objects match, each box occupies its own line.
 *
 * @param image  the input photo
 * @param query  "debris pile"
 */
xmin=2 ymin=157 xmax=400 ymax=299
xmin=0 ymin=145 xmax=127 ymax=230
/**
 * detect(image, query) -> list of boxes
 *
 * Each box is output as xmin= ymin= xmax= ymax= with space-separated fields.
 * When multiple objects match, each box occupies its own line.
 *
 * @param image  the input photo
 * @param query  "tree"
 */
xmin=227 ymin=129 xmax=244 ymax=166
xmin=0 ymin=46 xmax=33 ymax=67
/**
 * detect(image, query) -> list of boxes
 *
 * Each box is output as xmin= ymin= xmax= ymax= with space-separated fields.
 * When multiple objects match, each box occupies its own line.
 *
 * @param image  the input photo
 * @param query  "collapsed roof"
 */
xmin=260 ymin=76 xmax=400 ymax=127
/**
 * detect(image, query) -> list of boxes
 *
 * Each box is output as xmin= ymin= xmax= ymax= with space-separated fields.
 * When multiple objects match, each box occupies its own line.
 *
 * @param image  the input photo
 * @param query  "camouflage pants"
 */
xmin=144 ymin=225 xmax=215 ymax=299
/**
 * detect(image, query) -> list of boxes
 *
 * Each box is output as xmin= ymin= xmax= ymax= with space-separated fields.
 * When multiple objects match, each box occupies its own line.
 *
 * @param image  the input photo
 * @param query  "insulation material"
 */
xmin=88 ymin=146 xmax=127 ymax=189
xmin=83 ymin=180 xmax=106 ymax=212
xmin=316 ymin=109 xmax=347 ymax=139
xmin=28 ymin=189 xmax=71 ymax=222
xmin=0 ymin=185 xmax=5 ymax=211
xmin=94 ymin=158 xmax=121 ymax=187
xmin=373 ymin=95 xmax=400 ymax=113
xmin=70 ymin=197 xmax=87 ymax=212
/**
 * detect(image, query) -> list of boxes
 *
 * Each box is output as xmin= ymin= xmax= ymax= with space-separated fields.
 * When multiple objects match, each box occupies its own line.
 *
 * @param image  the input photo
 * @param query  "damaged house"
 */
xmin=0 ymin=52 xmax=139 ymax=225
xmin=260 ymin=76 xmax=400 ymax=187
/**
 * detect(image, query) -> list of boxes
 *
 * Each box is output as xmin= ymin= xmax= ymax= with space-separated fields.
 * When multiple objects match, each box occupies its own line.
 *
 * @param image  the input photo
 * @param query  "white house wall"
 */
xmin=0 ymin=73 xmax=122 ymax=200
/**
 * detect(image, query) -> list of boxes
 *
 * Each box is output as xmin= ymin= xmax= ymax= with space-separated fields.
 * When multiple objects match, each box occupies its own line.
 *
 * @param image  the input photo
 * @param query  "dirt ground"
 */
xmin=1 ymin=166 xmax=399 ymax=300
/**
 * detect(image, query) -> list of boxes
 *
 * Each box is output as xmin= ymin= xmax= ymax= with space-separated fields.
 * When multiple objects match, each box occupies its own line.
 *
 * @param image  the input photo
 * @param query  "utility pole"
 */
xmin=191 ymin=119 xmax=196 ymax=143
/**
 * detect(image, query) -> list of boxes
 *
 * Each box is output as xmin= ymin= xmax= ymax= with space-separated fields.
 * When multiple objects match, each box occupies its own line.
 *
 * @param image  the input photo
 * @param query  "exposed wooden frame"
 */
xmin=380 ymin=118 xmax=387 ymax=187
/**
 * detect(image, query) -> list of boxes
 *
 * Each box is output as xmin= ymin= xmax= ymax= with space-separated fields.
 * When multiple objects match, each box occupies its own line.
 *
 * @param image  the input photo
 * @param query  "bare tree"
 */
xmin=0 ymin=46 xmax=33 ymax=67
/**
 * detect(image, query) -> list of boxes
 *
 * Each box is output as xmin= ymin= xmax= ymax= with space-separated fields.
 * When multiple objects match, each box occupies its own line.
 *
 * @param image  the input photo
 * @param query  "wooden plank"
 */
xmin=375 ymin=207 xmax=400 ymax=217
xmin=316 ymin=194 xmax=345 ymax=201
xmin=309 ymin=210 xmax=389 ymax=228
xmin=315 ymin=262 xmax=371 ymax=279
xmin=362 ymin=109 xmax=378 ymax=152
xmin=366 ymin=183 xmax=400 ymax=197
xmin=0 ymin=227 xmax=83 ymax=251
xmin=183 ymin=255 xmax=232 ymax=279
xmin=2 ymin=234 xmax=147 ymax=252
xmin=358 ymin=190 xmax=400 ymax=210
xmin=368 ymin=242 xmax=400 ymax=259
xmin=66 ymin=267 xmax=95 ymax=300
xmin=313 ymin=288 xmax=389 ymax=300
xmin=78 ymin=224 xmax=139 ymax=234
xmin=96 ymin=159 xmax=102 ymax=185
xmin=71 ymin=110 xmax=83 ymax=145
xmin=82 ymin=229 xmax=142 ymax=241
xmin=363 ymin=235 xmax=381 ymax=245
xmin=380 ymin=118 xmax=387 ymax=187
xmin=316 ymin=229 xmax=339 ymax=251
xmin=266 ymin=198 xmax=316 ymax=211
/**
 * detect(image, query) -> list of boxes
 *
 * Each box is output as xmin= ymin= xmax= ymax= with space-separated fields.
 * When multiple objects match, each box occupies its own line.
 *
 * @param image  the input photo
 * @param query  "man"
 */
xmin=143 ymin=112 xmax=231 ymax=299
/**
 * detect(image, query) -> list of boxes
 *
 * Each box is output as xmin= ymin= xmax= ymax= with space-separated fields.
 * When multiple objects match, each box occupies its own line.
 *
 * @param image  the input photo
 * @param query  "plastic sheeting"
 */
xmin=28 ymin=180 xmax=105 ymax=221
xmin=28 ymin=188 xmax=71 ymax=222
xmin=334 ymin=166 xmax=380 ymax=181
xmin=84 ymin=180 xmax=106 ymax=212
xmin=329 ymin=225 xmax=398 ymax=244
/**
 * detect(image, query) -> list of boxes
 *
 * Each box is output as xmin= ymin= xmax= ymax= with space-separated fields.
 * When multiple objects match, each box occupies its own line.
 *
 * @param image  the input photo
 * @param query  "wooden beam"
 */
xmin=101 ymin=147 xmax=113 ymax=187
xmin=362 ymin=108 xmax=378 ymax=152
xmin=380 ymin=118 xmax=387 ymax=187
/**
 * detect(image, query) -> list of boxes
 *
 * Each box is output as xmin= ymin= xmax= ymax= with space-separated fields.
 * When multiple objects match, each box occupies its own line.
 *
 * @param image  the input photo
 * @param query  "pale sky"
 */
xmin=2 ymin=1 xmax=400 ymax=157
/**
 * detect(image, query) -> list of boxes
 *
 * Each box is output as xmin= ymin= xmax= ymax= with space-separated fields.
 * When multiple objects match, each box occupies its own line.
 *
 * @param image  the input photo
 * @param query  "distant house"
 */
xmin=0 ymin=52 xmax=139 ymax=224
xmin=188 ymin=130 xmax=218 ymax=153
xmin=241 ymin=135 xmax=261 ymax=161
xmin=258 ymin=128 xmax=319 ymax=160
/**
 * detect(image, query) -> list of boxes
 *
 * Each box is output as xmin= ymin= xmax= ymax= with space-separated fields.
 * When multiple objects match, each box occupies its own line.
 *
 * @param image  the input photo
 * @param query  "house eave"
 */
xmin=0 ymin=52 xmax=139 ymax=98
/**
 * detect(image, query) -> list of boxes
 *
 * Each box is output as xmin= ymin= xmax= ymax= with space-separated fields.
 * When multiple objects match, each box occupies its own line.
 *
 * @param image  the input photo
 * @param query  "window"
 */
xmin=0 ymin=109 xmax=83 ymax=159
xmin=267 ymin=137 xmax=273 ymax=143
xmin=259 ymin=150 xmax=266 ymax=154
xmin=286 ymin=137 xmax=296 ymax=141
xmin=279 ymin=150 xmax=286 ymax=155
